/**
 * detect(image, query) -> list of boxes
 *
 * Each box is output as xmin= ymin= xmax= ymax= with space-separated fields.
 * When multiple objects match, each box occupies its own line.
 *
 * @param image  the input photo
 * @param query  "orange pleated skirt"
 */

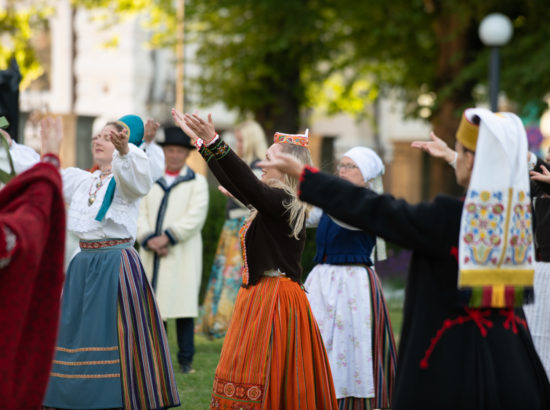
xmin=211 ymin=276 xmax=337 ymax=409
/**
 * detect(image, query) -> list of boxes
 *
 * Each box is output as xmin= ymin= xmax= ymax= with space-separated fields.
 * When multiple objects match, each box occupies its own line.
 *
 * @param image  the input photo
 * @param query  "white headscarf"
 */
xmin=458 ymin=108 xmax=534 ymax=308
xmin=342 ymin=146 xmax=387 ymax=261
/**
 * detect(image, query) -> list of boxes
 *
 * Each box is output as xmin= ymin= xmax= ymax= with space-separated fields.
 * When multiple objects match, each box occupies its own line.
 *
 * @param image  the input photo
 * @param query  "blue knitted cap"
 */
xmin=116 ymin=114 xmax=144 ymax=146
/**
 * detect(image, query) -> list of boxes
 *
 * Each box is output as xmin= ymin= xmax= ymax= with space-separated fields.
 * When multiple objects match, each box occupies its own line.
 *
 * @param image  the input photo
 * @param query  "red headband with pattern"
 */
xmin=273 ymin=129 xmax=309 ymax=147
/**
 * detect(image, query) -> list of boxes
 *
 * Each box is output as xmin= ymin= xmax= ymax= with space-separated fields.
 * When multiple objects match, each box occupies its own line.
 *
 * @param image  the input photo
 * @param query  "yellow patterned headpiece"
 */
xmin=456 ymin=111 xmax=480 ymax=152
xmin=273 ymin=129 xmax=309 ymax=147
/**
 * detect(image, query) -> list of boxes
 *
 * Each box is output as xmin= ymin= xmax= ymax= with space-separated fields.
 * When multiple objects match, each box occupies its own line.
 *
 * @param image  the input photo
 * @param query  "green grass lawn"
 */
xmin=165 ymin=306 xmax=404 ymax=409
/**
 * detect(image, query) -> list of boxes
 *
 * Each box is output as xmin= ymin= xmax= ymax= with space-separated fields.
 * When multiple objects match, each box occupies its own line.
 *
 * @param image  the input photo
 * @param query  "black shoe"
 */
xmin=180 ymin=363 xmax=196 ymax=374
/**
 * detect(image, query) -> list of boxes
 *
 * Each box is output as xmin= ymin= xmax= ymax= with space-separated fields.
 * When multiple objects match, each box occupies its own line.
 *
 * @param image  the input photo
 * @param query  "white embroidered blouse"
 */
xmin=10 ymin=142 xmax=154 ymax=241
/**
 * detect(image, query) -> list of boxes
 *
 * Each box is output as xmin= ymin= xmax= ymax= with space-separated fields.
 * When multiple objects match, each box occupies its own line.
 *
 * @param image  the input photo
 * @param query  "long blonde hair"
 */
xmin=251 ymin=143 xmax=312 ymax=239
xmin=236 ymin=121 xmax=268 ymax=164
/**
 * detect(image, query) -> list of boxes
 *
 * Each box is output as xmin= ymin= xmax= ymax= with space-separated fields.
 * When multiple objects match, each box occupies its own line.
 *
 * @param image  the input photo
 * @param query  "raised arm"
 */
xmin=174 ymin=109 xmax=287 ymax=216
xmin=202 ymin=139 xmax=287 ymax=216
xmin=142 ymin=119 xmax=165 ymax=182
xmin=112 ymin=144 xmax=153 ymax=201
xmin=198 ymin=144 xmax=250 ymax=207
xmin=257 ymin=151 xmax=460 ymax=256
xmin=298 ymin=167 xmax=461 ymax=256
xmin=411 ymin=131 xmax=457 ymax=168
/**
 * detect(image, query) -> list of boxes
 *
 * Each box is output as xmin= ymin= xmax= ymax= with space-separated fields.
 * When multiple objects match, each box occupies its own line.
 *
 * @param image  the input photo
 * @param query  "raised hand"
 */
xmin=411 ymin=131 xmax=456 ymax=163
xmin=144 ymin=119 xmax=160 ymax=144
xmin=182 ymin=112 xmax=217 ymax=144
xmin=257 ymin=152 xmax=304 ymax=179
xmin=531 ymin=165 xmax=550 ymax=185
xmin=40 ymin=116 xmax=63 ymax=156
xmin=109 ymin=128 xmax=129 ymax=156
xmin=171 ymin=108 xmax=200 ymax=145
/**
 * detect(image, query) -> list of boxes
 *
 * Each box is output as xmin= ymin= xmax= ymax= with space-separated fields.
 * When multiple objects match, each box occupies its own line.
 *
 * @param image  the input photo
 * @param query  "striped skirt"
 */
xmin=43 ymin=239 xmax=180 ymax=409
xmin=305 ymin=264 xmax=397 ymax=410
xmin=211 ymin=276 xmax=337 ymax=409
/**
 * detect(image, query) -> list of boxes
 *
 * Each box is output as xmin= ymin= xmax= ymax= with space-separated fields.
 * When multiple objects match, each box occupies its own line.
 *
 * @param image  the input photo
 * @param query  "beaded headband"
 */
xmin=273 ymin=129 xmax=309 ymax=147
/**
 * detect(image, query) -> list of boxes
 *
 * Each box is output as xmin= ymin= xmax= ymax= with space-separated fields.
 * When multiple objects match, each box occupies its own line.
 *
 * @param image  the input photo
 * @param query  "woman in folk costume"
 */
xmin=10 ymin=115 xmax=180 ymax=409
xmin=198 ymin=120 xmax=267 ymax=339
xmin=305 ymin=146 xmax=396 ymax=409
xmin=259 ymin=108 xmax=550 ymax=409
xmin=413 ymin=125 xmax=550 ymax=382
xmin=172 ymin=109 xmax=337 ymax=409
xmin=0 ymin=118 xmax=65 ymax=409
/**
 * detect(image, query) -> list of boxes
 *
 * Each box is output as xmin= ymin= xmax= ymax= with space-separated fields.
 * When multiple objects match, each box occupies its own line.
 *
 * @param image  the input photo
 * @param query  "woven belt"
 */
xmin=79 ymin=238 xmax=132 ymax=250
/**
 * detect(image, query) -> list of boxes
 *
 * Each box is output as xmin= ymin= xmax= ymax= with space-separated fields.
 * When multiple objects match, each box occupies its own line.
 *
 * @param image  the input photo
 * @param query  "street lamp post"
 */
xmin=478 ymin=13 xmax=514 ymax=112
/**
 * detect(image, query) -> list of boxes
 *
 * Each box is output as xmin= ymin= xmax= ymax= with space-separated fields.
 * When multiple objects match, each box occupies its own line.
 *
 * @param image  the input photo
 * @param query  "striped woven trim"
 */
xmin=366 ymin=266 xmax=396 ymax=408
xmin=459 ymin=285 xmax=534 ymax=308
xmin=51 ymin=372 xmax=120 ymax=379
xmin=79 ymin=238 xmax=132 ymax=249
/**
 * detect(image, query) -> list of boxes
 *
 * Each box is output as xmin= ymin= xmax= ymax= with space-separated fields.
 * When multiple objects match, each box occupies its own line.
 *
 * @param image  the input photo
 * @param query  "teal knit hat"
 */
xmin=95 ymin=114 xmax=145 ymax=222
xmin=116 ymin=114 xmax=144 ymax=146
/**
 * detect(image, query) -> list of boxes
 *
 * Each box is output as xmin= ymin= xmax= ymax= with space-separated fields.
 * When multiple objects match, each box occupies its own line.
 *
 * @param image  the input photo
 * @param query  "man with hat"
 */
xmin=137 ymin=126 xmax=209 ymax=374
xmin=258 ymin=108 xmax=550 ymax=409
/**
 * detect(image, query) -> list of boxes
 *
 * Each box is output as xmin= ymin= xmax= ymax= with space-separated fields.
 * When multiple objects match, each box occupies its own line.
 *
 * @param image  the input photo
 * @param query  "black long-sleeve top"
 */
xmin=199 ymin=139 xmax=305 ymax=286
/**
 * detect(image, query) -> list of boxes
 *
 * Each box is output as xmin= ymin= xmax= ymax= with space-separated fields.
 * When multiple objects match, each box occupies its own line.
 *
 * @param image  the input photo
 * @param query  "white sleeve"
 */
xmin=61 ymin=167 xmax=92 ymax=204
xmin=112 ymin=144 xmax=153 ymax=201
xmin=9 ymin=141 xmax=40 ymax=174
xmin=306 ymin=206 xmax=323 ymax=228
xmin=141 ymin=141 xmax=165 ymax=182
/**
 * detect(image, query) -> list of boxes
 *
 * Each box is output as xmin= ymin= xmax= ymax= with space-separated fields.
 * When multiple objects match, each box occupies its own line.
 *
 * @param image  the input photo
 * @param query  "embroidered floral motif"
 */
xmin=504 ymin=191 xmax=533 ymax=265
xmin=273 ymin=133 xmax=309 ymax=147
xmin=213 ymin=377 xmax=264 ymax=404
xmin=462 ymin=189 xmax=533 ymax=266
xmin=462 ymin=190 xmax=504 ymax=265
xmin=210 ymin=139 xmax=231 ymax=160
xmin=198 ymin=145 xmax=214 ymax=162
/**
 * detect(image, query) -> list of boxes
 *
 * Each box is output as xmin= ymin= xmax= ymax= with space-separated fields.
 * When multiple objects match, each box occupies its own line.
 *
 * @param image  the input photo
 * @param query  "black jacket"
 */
xmin=299 ymin=166 xmax=550 ymax=410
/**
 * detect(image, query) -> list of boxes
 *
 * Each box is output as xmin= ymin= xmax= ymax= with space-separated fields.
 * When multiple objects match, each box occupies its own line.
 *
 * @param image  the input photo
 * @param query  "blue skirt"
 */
xmin=43 ymin=239 xmax=180 ymax=409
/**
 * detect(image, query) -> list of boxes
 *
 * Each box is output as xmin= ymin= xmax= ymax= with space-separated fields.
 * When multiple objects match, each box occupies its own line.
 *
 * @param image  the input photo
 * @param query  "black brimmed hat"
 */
xmin=160 ymin=126 xmax=196 ymax=149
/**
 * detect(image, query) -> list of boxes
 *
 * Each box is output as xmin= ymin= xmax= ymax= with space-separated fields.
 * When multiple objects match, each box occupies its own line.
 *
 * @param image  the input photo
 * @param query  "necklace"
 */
xmin=88 ymin=170 xmax=112 ymax=206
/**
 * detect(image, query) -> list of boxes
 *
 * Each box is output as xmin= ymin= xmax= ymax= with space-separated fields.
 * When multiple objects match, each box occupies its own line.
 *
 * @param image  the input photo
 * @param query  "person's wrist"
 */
xmin=445 ymin=149 xmax=457 ymax=164
xmin=41 ymin=153 xmax=61 ymax=168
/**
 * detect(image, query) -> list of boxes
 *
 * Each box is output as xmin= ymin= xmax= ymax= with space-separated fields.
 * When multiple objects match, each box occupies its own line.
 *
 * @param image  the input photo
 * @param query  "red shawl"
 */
xmin=0 ymin=161 xmax=65 ymax=409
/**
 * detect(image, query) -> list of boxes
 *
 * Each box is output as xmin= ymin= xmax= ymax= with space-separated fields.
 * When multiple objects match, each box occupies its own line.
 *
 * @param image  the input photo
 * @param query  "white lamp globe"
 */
xmin=479 ymin=13 xmax=513 ymax=46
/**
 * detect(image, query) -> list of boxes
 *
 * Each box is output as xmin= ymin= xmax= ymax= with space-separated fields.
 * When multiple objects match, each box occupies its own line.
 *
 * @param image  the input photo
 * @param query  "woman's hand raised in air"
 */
xmin=109 ymin=127 xmax=129 ymax=156
xmin=172 ymin=109 xmax=217 ymax=145
xmin=40 ymin=116 xmax=63 ymax=156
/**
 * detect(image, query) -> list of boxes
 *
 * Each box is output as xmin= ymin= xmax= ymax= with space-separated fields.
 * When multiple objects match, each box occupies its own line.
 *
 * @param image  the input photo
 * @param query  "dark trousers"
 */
xmin=164 ymin=318 xmax=195 ymax=365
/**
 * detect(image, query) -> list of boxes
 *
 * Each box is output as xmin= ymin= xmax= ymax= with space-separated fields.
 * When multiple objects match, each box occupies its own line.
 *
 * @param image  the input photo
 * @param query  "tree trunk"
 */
xmin=426 ymin=4 xmax=478 ymax=198
xmin=252 ymin=53 xmax=302 ymax=143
